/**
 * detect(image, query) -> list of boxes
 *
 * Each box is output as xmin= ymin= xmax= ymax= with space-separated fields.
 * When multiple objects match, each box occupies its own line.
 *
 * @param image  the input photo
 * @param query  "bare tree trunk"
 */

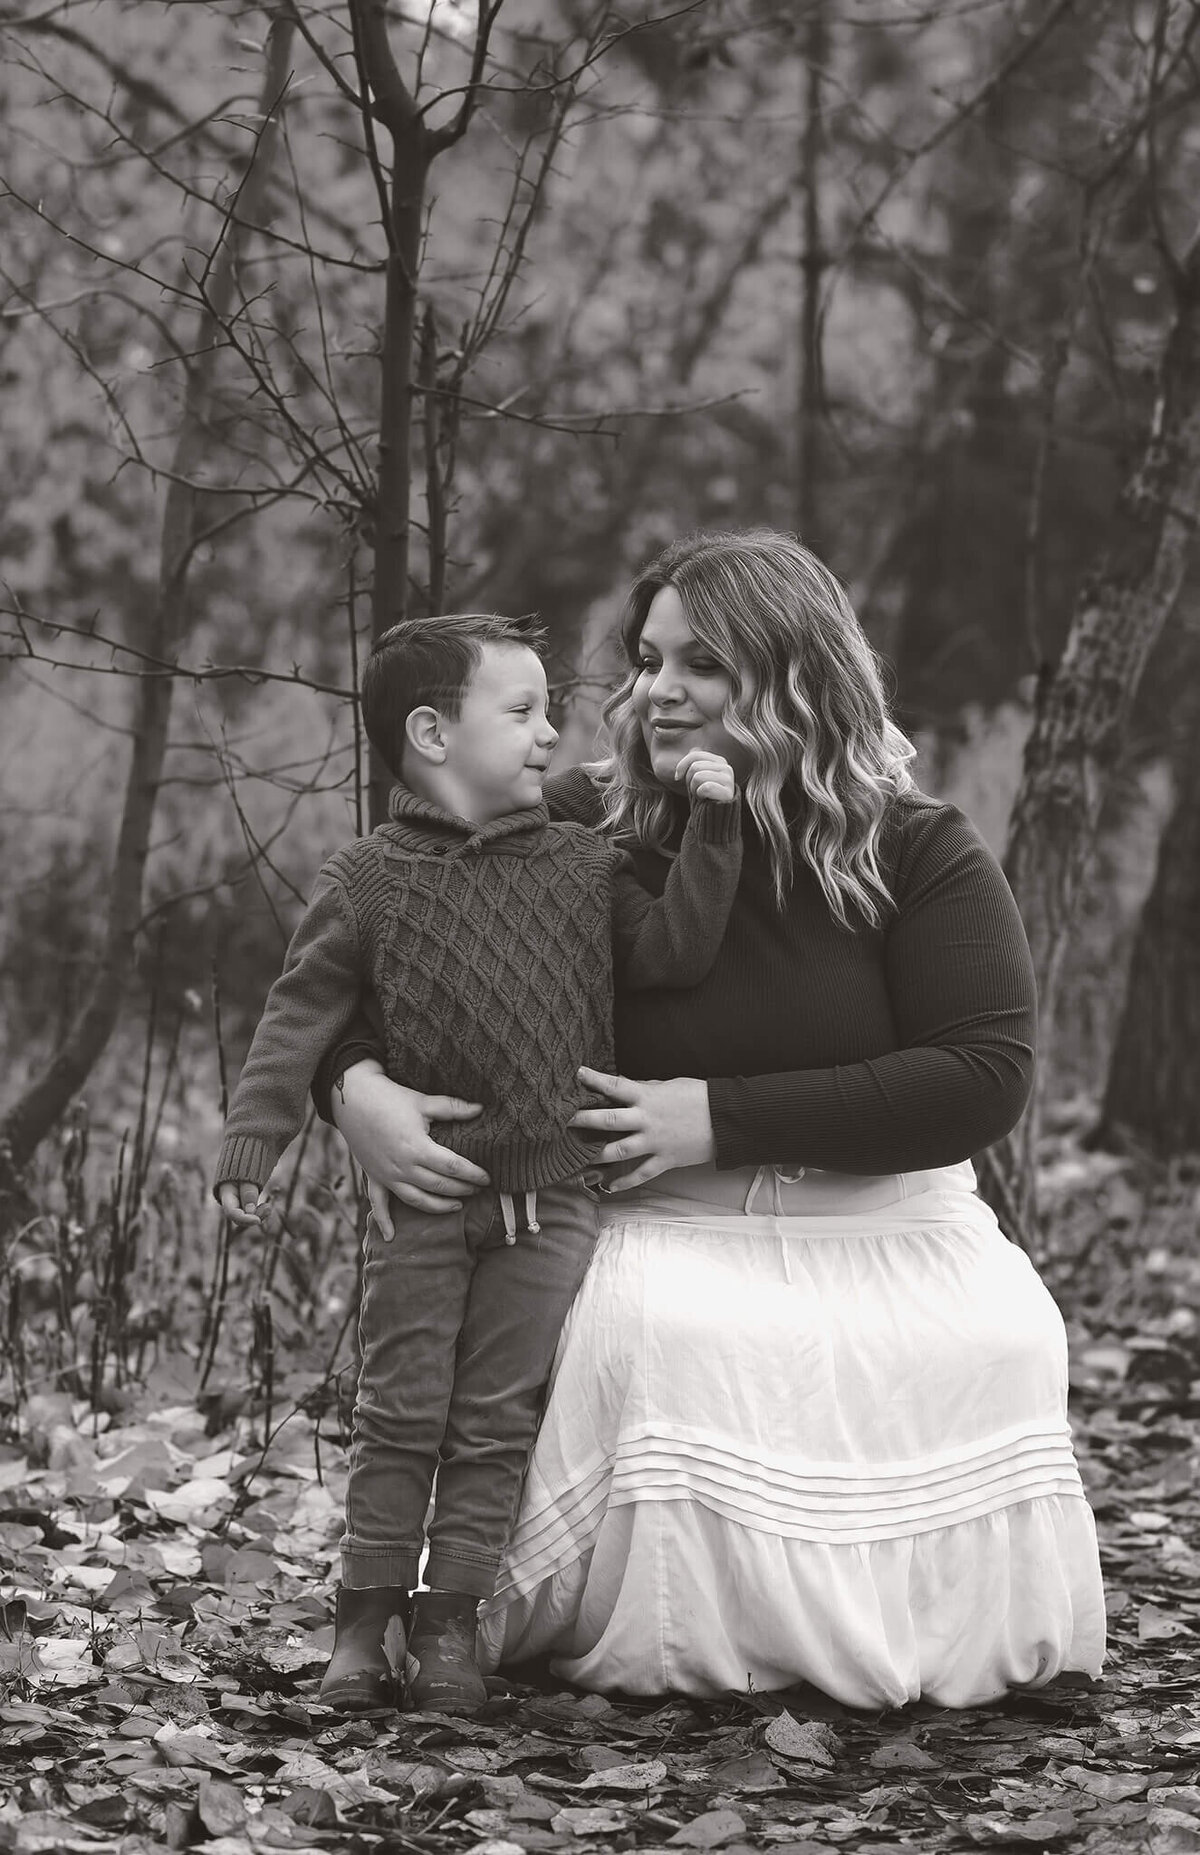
xmin=349 ymin=0 xmax=431 ymax=824
xmin=1099 ymin=676 xmax=1200 ymax=1156
xmin=348 ymin=0 xmax=500 ymax=824
xmin=991 ymin=234 xmax=1200 ymax=1229
xmin=372 ymin=117 xmax=429 ymax=823
xmin=375 ymin=122 xmax=428 ymax=644
xmin=797 ymin=0 xmax=826 ymax=548
xmin=0 ymin=11 xmax=295 ymax=1190
xmin=420 ymin=304 xmax=449 ymax=619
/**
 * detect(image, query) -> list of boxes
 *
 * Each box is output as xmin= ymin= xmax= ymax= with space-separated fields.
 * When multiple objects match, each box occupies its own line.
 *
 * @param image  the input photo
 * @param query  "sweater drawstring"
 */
xmin=498 ymin=1189 xmax=540 ymax=1245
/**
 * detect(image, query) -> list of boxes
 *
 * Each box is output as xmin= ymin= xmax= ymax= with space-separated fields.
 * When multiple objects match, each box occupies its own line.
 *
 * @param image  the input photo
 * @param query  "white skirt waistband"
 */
xmin=603 ymin=1157 xmax=981 ymax=1227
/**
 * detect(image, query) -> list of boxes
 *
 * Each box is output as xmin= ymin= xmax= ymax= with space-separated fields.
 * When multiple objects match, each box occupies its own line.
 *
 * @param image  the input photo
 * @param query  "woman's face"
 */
xmin=631 ymin=585 xmax=754 ymax=789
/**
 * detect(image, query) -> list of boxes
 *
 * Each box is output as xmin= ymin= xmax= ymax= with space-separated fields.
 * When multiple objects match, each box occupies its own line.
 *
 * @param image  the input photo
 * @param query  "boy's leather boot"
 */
xmin=318 ymin=1585 xmax=409 ymax=1712
xmin=406 ymin=1588 xmax=487 ymax=1715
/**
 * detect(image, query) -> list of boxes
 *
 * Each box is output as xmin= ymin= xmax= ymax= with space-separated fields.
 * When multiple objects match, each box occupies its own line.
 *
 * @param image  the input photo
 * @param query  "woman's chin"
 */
xmin=645 ymin=742 xmax=686 ymax=789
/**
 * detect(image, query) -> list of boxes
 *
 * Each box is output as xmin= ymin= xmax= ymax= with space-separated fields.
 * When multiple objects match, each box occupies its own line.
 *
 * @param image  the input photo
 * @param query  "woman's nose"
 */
xmin=541 ymin=717 xmax=559 ymax=746
xmin=649 ymin=664 xmax=684 ymax=704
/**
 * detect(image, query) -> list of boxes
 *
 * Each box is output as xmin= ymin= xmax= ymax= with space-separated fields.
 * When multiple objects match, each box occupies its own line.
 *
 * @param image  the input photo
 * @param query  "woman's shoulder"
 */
xmin=881 ymin=788 xmax=1005 ymax=888
xmin=545 ymin=765 xmax=605 ymax=828
xmin=884 ymin=786 xmax=969 ymax=836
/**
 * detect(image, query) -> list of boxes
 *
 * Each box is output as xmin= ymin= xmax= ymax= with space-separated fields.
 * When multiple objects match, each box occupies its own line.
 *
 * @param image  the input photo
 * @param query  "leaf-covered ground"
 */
xmin=4 ymin=1147 xmax=1200 ymax=1855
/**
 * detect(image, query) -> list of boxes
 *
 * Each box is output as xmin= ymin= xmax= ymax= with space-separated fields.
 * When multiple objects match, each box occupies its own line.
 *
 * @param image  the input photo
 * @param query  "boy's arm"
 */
xmin=213 ymin=872 xmax=362 ymax=1200
xmin=610 ymin=757 xmax=742 ymax=987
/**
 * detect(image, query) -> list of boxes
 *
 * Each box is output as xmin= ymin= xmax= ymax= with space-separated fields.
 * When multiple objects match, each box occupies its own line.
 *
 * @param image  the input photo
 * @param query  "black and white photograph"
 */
xmin=2 ymin=2 xmax=1200 ymax=1849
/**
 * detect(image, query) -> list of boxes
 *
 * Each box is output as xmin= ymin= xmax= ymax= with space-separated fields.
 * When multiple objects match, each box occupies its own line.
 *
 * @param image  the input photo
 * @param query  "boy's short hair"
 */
xmin=362 ymin=612 xmax=545 ymax=777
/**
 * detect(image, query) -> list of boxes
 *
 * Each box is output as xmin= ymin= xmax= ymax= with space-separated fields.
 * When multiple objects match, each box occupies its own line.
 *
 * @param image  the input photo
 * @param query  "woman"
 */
xmin=321 ymin=530 xmax=1105 ymax=1710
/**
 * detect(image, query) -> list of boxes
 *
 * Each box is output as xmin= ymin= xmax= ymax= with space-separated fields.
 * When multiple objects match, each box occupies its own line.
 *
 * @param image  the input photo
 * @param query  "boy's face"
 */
xmin=438 ymin=643 xmax=559 ymax=823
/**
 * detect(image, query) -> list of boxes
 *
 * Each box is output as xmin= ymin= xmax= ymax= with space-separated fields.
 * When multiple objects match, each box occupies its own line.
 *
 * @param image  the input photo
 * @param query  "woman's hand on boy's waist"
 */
xmin=330 ymin=1059 xmax=489 ymax=1235
xmin=570 ymin=1068 xmax=716 ymax=1191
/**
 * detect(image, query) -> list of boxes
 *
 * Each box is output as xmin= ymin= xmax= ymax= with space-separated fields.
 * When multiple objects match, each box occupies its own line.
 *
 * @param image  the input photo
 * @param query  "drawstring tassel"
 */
xmin=498 ymin=1190 xmax=539 ymax=1242
xmin=743 ymin=1165 xmax=768 ymax=1215
xmin=741 ymin=1165 xmax=807 ymax=1281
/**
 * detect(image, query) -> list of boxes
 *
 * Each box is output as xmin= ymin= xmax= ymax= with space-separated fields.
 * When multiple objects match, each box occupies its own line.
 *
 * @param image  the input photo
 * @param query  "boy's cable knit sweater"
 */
xmin=213 ymin=784 xmax=740 ymax=1197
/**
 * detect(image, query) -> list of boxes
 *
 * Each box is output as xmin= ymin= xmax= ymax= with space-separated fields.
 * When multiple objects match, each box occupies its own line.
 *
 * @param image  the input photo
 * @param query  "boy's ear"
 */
xmin=405 ymin=706 xmax=446 ymax=764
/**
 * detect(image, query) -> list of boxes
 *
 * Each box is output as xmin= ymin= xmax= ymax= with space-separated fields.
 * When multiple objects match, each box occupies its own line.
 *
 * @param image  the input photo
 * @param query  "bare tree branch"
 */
xmin=0 ymin=7 xmax=300 ymax=1180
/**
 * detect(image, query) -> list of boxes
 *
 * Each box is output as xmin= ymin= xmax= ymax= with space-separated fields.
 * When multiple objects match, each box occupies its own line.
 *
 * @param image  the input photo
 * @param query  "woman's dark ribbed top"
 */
xmin=549 ymin=769 xmax=1036 ymax=1176
xmin=315 ymin=770 xmax=1037 ymax=1178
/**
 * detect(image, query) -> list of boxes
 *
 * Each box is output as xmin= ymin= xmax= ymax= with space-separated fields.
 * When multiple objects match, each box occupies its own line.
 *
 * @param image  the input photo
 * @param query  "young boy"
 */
xmin=213 ymin=613 xmax=741 ymax=1717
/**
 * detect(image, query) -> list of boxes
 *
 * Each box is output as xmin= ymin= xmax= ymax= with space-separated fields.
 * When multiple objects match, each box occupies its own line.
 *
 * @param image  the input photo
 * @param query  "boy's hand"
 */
xmin=676 ymin=749 xmax=738 ymax=805
xmin=218 ymin=1181 xmax=269 ymax=1230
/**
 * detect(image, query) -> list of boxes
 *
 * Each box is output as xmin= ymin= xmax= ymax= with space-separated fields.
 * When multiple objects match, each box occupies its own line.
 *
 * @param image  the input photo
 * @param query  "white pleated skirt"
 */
xmin=478 ymin=1160 xmax=1105 ymax=1710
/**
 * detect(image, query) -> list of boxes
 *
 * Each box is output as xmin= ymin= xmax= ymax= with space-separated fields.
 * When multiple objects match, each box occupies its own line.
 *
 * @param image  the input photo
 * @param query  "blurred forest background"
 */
xmin=3 ymin=0 xmax=1200 ymax=1411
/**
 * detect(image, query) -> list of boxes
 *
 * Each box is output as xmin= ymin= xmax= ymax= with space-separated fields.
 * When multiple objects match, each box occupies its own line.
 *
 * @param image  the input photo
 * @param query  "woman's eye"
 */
xmin=690 ymin=659 xmax=721 ymax=674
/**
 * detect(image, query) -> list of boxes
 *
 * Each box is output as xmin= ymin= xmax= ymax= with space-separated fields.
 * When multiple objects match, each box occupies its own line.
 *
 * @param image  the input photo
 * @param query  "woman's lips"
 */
xmin=649 ymin=719 xmax=698 ymax=736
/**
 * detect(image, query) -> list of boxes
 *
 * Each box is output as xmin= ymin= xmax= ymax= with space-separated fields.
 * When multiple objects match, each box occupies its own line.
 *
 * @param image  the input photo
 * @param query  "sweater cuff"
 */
xmin=707 ymin=1076 xmax=752 ymax=1170
xmin=688 ymin=796 xmax=742 ymax=845
xmin=212 ymin=1134 xmax=278 ymax=1199
xmin=312 ymin=1038 xmax=385 ymax=1125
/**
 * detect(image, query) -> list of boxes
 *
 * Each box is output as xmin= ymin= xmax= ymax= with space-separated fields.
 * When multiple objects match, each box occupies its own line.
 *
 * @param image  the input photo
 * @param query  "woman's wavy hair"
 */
xmin=592 ymin=529 xmax=917 ymax=927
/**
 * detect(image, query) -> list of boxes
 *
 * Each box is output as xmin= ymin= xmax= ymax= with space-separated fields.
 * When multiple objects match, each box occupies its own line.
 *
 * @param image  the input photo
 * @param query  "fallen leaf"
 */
xmin=1060 ymin=1765 xmax=1148 ymax=1800
xmin=668 ymin=1807 xmax=747 ymax=1847
xmin=711 ymin=1751 xmax=785 ymax=1791
xmin=28 ymin=1636 xmax=96 ymax=1688
xmin=197 ymin=1775 xmax=248 ymax=1834
xmin=156 ymin=1732 xmax=234 ymax=1773
xmin=868 ymin=1740 xmax=939 ymax=1771
xmin=578 ymin=1742 xmax=629 ymax=1771
xmin=1151 ymin=1815 xmax=1200 ymax=1855
xmin=8 ymin=1810 xmax=114 ymax=1853
xmin=1140 ymin=1603 xmax=1193 ymax=1642
xmin=144 ymin=1477 xmax=235 ymax=1525
xmin=551 ymin=1804 xmax=630 ymax=1835
xmin=763 ymin=1711 xmax=841 ymax=1767
xmin=578 ymin=1757 xmax=668 ymax=1791
xmin=964 ymin=1808 xmax=1077 ymax=1844
xmin=1149 ymin=1788 xmax=1200 ymax=1817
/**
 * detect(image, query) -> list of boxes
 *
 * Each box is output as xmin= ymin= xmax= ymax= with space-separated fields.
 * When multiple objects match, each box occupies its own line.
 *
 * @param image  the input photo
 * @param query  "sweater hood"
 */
xmin=383 ymin=782 xmax=550 ymax=858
